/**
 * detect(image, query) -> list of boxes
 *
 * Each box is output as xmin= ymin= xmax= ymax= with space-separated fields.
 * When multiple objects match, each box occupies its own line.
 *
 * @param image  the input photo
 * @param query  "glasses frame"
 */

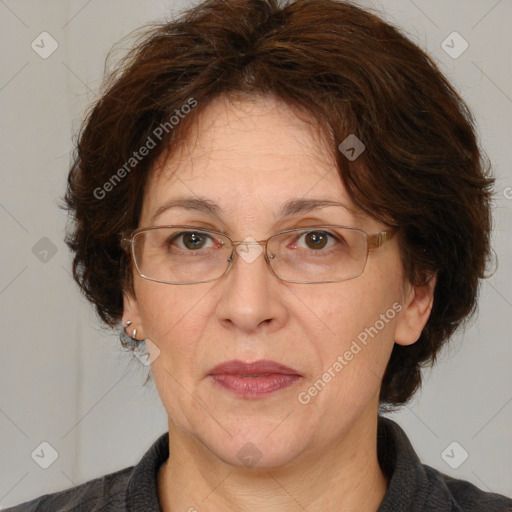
xmin=121 ymin=224 xmax=397 ymax=285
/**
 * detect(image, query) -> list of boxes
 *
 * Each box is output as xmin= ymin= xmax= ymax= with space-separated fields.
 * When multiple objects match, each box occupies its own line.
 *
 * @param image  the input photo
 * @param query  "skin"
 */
xmin=123 ymin=94 xmax=435 ymax=512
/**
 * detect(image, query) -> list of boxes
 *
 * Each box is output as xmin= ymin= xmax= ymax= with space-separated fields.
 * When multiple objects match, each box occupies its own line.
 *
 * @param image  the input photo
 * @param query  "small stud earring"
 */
xmin=124 ymin=320 xmax=132 ymax=328
xmin=132 ymin=328 xmax=137 ymax=339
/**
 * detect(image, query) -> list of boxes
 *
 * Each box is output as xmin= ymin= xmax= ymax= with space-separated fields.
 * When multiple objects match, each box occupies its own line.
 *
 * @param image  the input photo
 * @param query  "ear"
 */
xmin=394 ymin=274 xmax=437 ymax=346
xmin=123 ymin=291 xmax=146 ymax=340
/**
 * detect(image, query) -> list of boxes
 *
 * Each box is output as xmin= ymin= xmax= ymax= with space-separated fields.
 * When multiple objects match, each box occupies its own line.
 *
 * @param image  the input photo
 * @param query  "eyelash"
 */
xmin=167 ymin=229 xmax=343 ymax=252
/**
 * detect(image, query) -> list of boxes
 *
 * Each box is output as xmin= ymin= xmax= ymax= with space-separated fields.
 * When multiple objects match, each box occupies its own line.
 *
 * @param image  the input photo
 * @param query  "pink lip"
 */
xmin=209 ymin=359 xmax=301 ymax=376
xmin=208 ymin=359 xmax=302 ymax=398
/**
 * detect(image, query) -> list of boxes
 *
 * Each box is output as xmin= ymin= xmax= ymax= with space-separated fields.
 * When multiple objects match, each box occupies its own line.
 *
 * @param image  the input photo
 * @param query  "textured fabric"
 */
xmin=5 ymin=417 xmax=511 ymax=511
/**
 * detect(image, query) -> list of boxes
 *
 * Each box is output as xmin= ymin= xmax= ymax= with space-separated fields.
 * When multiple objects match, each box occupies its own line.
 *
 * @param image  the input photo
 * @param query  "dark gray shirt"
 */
xmin=5 ymin=417 xmax=512 ymax=511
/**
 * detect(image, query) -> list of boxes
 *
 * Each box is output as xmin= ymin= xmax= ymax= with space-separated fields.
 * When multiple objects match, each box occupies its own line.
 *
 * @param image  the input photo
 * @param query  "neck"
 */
xmin=158 ymin=403 xmax=388 ymax=512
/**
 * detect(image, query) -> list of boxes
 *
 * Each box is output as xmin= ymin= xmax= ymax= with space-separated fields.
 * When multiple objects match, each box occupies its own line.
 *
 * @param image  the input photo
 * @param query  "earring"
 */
xmin=122 ymin=320 xmax=139 ymax=341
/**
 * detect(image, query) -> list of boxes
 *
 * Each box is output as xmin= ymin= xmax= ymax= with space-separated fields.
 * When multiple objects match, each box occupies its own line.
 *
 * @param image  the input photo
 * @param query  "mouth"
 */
xmin=208 ymin=359 xmax=303 ymax=398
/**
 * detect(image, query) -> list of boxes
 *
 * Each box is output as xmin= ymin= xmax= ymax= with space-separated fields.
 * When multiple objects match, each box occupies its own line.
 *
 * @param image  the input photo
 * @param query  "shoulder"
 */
xmin=2 ymin=466 xmax=133 ymax=512
xmin=423 ymin=465 xmax=512 ymax=512
xmin=3 ymin=432 xmax=169 ymax=512
xmin=377 ymin=416 xmax=512 ymax=511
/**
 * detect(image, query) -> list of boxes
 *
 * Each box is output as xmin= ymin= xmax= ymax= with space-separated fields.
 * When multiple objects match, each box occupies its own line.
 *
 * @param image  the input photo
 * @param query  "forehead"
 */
xmin=142 ymin=95 xmax=366 ymax=225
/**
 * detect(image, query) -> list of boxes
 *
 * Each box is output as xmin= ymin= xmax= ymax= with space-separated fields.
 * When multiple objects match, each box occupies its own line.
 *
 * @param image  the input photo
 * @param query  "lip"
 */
xmin=208 ymin=359 xmax=301 ymax=376
xmin=208 ymin=359 xmax=303 ymax=398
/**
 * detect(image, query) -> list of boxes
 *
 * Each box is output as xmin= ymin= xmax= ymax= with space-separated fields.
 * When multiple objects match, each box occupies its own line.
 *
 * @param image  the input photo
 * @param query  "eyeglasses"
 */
xmin=121 ymin=225 xmax=397 ymax=285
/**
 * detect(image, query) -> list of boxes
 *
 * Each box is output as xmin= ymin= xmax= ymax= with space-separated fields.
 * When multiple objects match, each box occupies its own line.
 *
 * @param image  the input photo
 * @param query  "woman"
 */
xmin=6 ymin=0 xmax=511 ymax=510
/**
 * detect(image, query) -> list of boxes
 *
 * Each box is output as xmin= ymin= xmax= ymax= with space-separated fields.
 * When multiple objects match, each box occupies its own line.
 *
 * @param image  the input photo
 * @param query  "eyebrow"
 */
xmin=150 ymin=197 xmax=363 ymax=223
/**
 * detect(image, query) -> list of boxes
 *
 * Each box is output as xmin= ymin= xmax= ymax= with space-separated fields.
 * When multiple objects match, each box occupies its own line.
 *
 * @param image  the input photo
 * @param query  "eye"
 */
xmin=295 ymin=230 xmax=338 ymax=250
xmin=169 ymin=231 xmax=217 ymax=251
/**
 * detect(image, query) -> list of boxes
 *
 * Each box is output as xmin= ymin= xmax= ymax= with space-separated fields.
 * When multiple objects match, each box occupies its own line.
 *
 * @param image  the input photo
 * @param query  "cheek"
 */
xmin=135 ymin=283 xmax=212 ymax=416
xmin=319 ymin=280 xmax=396 ymax=338
xmin=135 ymin=280 xmax=211 ymax=354
xmin=299 ymin=284 xmax=400 ymax=414
xmin=310 ymin=269 xmax=403 ymax=373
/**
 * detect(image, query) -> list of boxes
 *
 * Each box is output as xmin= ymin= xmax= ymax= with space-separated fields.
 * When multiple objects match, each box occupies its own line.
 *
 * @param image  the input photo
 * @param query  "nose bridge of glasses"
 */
xmin=230 ymin=239 xmax=267 ymax=247
xmin=226 ymin=237 xmax=274 ymax=273
xmin=229 ymin=239 xmax=269 ymax=261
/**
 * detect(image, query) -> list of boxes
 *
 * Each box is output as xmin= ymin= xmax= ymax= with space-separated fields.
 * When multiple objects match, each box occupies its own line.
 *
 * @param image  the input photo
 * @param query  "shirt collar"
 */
xmin=124 ymin=416 xmax=454 ymax=511
xmin=376 ymin=416 xmax=454 ymax=511
xmin=126 ymin=431 xmax=169 ymax=512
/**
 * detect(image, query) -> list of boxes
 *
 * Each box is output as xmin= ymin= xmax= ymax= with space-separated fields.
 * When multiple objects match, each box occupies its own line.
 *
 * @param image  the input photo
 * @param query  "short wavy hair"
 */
xmin=63 ymin=0 xmax=494 ymax=406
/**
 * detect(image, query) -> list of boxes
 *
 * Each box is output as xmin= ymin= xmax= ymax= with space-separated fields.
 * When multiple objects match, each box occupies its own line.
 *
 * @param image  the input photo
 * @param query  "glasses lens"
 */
xmin=267 ymin=227 xmax=368 ymax=283
xmin=132 ymin=227 xmax=231 ymax=284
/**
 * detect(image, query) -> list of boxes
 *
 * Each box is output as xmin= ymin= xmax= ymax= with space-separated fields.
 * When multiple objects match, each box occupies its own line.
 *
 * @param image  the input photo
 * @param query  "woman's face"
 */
xmin=125 ymin=95 xmax=429 ymax=469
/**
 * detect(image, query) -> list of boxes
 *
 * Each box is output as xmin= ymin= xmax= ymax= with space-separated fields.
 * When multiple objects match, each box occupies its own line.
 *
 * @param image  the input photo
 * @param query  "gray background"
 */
xmin=0 ymin=0 xmax=511 ymax=508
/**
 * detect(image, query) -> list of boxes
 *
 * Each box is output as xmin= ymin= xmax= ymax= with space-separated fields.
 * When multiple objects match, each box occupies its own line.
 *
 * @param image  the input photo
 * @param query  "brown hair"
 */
xmin=63 ymin=0 xmax=494 ymax=406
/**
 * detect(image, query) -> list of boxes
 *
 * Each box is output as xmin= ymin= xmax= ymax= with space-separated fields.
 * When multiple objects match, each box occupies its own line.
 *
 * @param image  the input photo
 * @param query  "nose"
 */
xmin=214 ymin=240 xmax=288 ymax=334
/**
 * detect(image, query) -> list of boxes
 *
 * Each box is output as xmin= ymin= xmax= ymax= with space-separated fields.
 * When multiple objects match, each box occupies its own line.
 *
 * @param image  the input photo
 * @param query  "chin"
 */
xmin=195 ymin=418 xmax=310 ymax=470
xmin=219 ymin=438 xmax=304 ymax=470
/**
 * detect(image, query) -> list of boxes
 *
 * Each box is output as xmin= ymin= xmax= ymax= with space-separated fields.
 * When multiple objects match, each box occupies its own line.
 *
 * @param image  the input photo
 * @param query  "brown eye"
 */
xmin=182 ymin=232 xmax=207 ymax=250
xmin=304 ymin=231 xmax=329 ymax=250
xmin=168 ymin=231 xmax=212 ymax=251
